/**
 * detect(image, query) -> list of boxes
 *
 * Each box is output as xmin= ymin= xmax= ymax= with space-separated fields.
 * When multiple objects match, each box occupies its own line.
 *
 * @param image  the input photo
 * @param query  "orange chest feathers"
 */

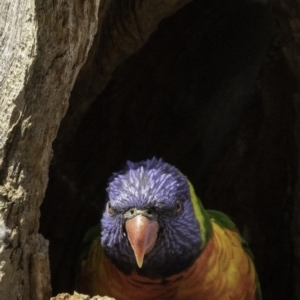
xmin=78 ymin=221 xmax=257 ymax=300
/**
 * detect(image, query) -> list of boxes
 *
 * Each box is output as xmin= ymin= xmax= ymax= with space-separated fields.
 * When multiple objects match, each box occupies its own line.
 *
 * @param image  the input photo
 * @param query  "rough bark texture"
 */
xmin=0 ymin=0 xmax=99 ymax=299
xmin=51 ymin=292 xmax=114 ymax=300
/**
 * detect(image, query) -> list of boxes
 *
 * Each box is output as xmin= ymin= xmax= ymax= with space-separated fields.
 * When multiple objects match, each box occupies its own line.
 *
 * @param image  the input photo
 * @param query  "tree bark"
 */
xmin=51 ymin=292 xmax=113 ymax=300
xmin=0 ymin=0 xmax=99 ymax=299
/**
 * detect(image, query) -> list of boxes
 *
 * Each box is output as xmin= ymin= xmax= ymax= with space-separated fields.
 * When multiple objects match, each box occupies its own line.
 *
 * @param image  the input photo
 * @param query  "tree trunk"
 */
xmin=0 ymin=0 xmax=99 ymax=299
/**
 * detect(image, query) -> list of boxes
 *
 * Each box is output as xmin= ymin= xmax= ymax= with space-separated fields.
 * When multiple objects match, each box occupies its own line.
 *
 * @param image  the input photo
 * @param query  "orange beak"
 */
xmin=125 ymin=215 xmax=159 ymax=268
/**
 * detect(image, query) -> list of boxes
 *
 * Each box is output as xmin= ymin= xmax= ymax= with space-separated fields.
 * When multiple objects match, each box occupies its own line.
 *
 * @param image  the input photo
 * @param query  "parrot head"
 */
xmin=101 ymin=158 xmax=204 ymax=278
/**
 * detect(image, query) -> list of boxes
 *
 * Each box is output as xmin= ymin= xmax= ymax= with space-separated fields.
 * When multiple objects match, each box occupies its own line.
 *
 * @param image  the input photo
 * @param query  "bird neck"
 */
xmin=188 ymin=181 xmax=213 ymax=247
xmin=99 ymin=221 xmax=256 ymax=300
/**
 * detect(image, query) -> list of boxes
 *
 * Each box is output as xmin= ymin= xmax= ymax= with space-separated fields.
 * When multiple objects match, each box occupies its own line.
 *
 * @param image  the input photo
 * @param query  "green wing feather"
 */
xmin=207 ymin=209 xmax=236 ymax=229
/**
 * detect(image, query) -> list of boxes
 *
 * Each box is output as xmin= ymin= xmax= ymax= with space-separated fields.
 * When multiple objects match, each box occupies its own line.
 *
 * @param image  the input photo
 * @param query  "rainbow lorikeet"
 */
xmin=78 ymin=158 xmax=261 ymax=300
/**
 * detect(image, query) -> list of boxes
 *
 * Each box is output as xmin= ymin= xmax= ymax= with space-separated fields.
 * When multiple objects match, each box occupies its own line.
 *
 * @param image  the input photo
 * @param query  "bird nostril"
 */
xmin=147 ymin=209 xmax=152 ymax=215
xmin=130 ymin=209 xmax=134 ymax=215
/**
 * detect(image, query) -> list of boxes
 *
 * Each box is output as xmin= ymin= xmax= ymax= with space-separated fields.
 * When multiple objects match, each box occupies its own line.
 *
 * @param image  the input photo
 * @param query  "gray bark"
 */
xmin=0 ymin=0 xmax=99 ymax=299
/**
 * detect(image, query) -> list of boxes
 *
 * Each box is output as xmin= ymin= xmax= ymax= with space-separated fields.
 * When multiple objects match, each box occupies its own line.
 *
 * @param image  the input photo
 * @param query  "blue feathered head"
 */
xmin=101 ymin=158 xmax=202 ymax=277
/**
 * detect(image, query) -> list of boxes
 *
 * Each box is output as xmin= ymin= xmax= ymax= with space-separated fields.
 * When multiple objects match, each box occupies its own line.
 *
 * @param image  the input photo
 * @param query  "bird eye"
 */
xmin=175 ymin=199 xmax=182 ymax=213
xmin=146 ymin=208 xmax=153 ymax=215
xmin=107 ymin=201 xmax=114 ymax=214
